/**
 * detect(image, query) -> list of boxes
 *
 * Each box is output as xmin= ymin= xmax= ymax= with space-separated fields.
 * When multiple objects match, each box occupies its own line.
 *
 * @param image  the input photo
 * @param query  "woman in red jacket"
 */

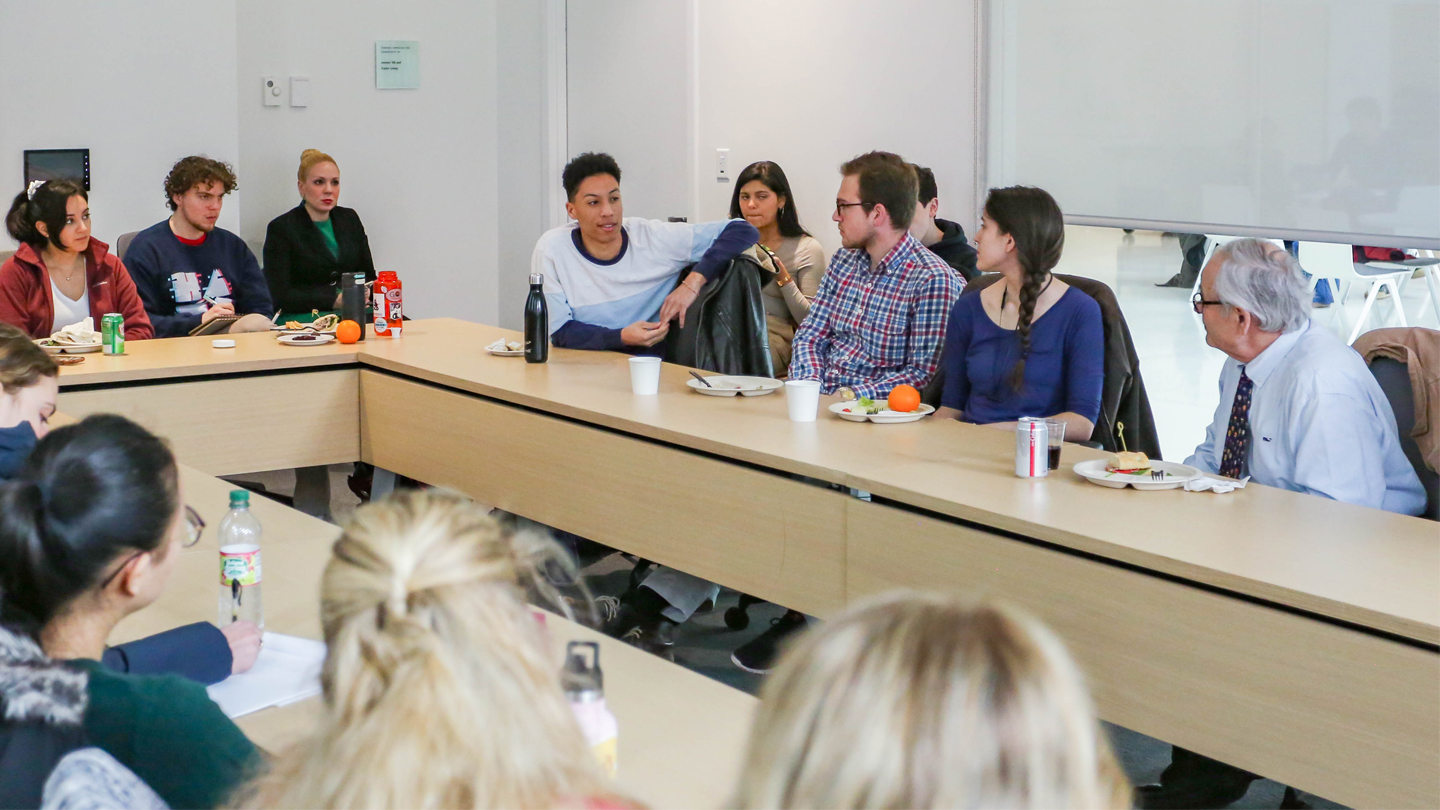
xmin=1 ymin=180 xmax=153 ymax=340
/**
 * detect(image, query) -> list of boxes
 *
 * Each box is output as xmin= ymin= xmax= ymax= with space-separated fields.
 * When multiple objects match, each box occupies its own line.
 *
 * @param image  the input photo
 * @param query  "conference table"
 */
xmin=61 ymin=318 xmax=1439 ymax=809
xmin=106 ymin=462 xmax=756 ymax=809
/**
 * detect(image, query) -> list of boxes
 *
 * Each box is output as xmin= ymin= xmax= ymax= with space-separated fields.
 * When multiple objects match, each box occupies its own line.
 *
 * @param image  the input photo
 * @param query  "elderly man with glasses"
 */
xmin=1142 ymin=237 xmax=1424 ymax=810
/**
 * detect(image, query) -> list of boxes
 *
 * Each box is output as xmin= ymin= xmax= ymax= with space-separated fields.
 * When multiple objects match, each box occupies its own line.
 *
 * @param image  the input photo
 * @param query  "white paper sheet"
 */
xmin=206 ymin=633 xmax=326 ymax=718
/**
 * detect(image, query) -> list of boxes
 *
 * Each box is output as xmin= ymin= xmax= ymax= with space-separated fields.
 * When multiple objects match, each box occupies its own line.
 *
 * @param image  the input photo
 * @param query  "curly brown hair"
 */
xmin=163 ymin=156 xmax=238 ymax=211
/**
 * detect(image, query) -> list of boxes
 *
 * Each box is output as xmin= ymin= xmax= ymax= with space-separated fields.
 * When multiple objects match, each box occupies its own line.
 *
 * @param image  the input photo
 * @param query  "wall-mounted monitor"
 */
xmin=24 ymin=149 xmax=90 ymax=191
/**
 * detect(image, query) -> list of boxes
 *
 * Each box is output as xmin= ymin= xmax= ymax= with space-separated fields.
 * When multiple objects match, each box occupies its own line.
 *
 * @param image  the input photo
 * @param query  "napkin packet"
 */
xmin=1185 ymin=474 xmax=1250 ymax=494
xmin=47 ymin=319 xmax=101 ymax=345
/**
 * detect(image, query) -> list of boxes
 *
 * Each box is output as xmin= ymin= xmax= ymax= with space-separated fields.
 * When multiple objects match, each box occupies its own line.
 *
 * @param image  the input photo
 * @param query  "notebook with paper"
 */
xmin=206 ymin=633 xmax=326 ymax=719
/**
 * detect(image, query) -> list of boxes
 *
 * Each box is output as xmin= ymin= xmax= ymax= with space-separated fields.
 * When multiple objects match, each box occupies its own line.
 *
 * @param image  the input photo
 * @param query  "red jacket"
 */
xmin=0 ymin=239 xmax=154 ymax=340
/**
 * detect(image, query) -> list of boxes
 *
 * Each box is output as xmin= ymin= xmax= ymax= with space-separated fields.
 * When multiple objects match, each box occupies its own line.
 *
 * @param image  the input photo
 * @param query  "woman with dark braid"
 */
xmin=936 ymin=187 xmax=1103 ymax=440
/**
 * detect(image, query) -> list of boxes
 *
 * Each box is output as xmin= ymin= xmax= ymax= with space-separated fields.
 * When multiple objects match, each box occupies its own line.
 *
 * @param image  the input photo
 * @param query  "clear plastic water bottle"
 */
xmin=217 ymin=490 xmax=264 ymax=629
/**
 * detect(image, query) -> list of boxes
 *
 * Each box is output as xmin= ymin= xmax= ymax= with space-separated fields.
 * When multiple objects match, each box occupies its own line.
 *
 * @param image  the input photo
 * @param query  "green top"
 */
xmin=73 ymin=658 xmax=260 ymax=809
xmin=314 ymin=217 xmax=339 ymax=258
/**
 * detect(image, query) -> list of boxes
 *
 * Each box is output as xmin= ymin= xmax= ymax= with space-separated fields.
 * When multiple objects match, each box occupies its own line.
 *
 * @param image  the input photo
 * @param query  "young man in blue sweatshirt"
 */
xmin=125 ymin=157 xmax=274 ymax=338
xmin=531 ymin=152 xmax=759 ymax=652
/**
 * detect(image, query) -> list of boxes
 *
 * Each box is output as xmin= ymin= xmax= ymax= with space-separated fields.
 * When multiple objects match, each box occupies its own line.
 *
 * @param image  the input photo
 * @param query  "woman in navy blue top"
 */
xmin=937 ymin=187 xmax=1104 ymax=440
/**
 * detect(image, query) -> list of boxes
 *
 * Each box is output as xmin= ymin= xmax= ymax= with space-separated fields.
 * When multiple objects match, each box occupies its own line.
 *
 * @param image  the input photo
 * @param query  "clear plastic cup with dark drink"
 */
xmin=1044 ymin=418 xmax=1067 ymax=471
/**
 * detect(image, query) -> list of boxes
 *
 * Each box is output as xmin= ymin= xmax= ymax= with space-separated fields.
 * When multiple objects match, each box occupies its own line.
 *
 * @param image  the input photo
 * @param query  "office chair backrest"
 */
xmin=115 ymin=231 xmax=139 ymax=263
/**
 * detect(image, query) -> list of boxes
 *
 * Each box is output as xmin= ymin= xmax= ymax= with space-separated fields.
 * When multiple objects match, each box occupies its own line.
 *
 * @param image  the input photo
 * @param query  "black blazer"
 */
xmin=263 ymin=204 xmax=376 ymax=312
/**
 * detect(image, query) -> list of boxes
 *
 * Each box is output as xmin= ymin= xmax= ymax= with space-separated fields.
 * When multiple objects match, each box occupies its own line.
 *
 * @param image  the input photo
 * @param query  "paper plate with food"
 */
xmin=1072 ymin=452 xmax=1201 ymax=490
xmin=829 ymin=385 xmax=933 ymax=423
xmin=274 ymin=311 xmax=340 ymax=335
xmin=686 ymin=375 xmax=783 ymax=397
xmin=277 ymin=333 xmax=336 ymax=347
xmin=485 ymin=338 xmax=525 ymax=357
xmin=35 ymin=320 xmax=103 ymax=354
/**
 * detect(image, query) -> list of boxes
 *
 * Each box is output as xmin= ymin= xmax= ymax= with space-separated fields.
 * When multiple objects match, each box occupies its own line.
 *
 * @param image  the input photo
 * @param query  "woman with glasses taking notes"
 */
xmin=0 ymin=414 xmax=259 ymax=809
xmin=0 ymin=323 xmax=259 ymax=682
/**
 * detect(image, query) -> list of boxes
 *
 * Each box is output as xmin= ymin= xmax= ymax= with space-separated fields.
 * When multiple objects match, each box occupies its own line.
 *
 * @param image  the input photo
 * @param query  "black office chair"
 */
xmin=1369 ymin=356 xmax=1440 ymax=520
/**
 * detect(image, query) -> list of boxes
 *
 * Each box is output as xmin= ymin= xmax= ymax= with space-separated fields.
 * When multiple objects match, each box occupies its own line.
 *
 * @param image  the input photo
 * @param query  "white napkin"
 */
xmin=486 ymin=338 xmax=522 ymax=352
xmin=50 ymin=318 xmax=101 ymax=344
xmin=1185 ymin=474 xmax=1250 ymax=494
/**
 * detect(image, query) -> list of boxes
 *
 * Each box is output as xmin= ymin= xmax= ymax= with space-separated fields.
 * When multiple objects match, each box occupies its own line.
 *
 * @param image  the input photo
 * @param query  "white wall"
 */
xmin=496 ymin=0 xmax=555 ymax=330
xmin=696 ymin=1 xmax=980 ymax=256
xmin=0 ymin=0 xmax=242 ymax=249
xmin=564 ymin=1 xmax=981 ymax=259
xmin=235 ymin=1 xmax=501 ymax=324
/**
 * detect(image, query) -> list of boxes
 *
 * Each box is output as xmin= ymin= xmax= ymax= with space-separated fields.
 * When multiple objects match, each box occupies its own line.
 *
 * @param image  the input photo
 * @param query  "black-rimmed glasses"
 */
xmin=97 ymin=506 xmax=206 ymax=589
xmin=835 ymin=200 xmax=871 ymax=217
xmin=1191 ymin=292 xmax=1224 ymax=314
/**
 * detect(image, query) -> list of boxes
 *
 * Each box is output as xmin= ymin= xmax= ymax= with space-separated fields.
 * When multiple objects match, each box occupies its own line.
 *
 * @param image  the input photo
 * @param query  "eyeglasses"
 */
xmin=835 ymin=200 xmax=871 ymax=217
xmin=1191 ymin=292 xmax=1225 ymax=314
xmin=184 ymin=506 xmax=205 ymax=548
xmin=96 ymin=506 xmax=205 ymax=589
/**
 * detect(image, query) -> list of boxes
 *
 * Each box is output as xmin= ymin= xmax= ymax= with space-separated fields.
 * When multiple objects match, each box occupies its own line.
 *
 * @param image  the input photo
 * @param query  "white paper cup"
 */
xmin=629 ymin=356 xmax=662 ymax=395
xmin=785 ymin=379 xmax=822 ymax=422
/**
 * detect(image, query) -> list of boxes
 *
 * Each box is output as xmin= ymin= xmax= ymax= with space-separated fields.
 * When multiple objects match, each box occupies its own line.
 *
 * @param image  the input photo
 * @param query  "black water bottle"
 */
xmin=341 ymin=272 xmax=366 ymax=340
xmin=524 ymin=272 xmax=548 ymax=363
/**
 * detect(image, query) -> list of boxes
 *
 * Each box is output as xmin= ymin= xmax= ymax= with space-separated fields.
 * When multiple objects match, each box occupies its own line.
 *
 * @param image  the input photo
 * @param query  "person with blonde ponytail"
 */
xmin=239 ymin=489 xmax=635 ymax=810
xmin=729 ymin=592 xmax=1131 ymax=810
xmin=262 ymin=149 xmax=376 ymax=316
xmin=936 ymin=186 xmax=1104 ymax=442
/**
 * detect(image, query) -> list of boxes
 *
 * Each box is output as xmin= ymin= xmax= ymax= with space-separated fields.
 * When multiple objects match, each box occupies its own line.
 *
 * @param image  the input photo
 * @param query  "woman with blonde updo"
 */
xmin=261 ymin=149 xmax=376 ymax=315
xmin=238 ymin=489 xmax=634 ymax=810
xmin=729 ymin=592 xmax=1130 ymax=810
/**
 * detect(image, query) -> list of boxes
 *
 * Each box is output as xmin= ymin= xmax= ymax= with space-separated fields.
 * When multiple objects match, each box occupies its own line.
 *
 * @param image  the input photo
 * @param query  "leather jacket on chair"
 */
xmin=664 ymin=255 xmax=775 ymax=377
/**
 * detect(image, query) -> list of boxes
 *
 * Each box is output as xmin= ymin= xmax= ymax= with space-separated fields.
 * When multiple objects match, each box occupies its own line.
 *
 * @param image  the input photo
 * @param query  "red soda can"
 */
xmin=373 ymin=271 xmax=402 ymax=338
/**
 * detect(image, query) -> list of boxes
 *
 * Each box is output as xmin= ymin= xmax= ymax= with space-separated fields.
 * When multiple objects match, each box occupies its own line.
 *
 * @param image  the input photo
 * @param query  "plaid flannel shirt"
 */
xmin=789 ymin=232 xmax=963 ymax=398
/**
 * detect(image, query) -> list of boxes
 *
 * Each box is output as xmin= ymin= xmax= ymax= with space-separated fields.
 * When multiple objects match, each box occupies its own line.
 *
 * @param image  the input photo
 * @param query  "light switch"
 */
xmin=289 ymin=77 xmax=310 ymax=107
xmin=262 ymin=76 xmax=282 ymax=107
xmin=716 ymin=148 xmax=730 ymax=181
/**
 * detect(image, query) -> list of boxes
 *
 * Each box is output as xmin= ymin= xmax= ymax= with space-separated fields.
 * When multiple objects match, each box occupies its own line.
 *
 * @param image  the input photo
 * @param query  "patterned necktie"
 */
xmin=1219 ymin=368 xmax=1253 ymax=479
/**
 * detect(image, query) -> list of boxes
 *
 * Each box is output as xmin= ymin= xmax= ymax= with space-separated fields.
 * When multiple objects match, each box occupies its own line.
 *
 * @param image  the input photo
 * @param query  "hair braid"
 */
xmin=1009 ymin=264 xmax=1047 ymax=391
xmin=983 ymin=186 xmax=1066 ymax=392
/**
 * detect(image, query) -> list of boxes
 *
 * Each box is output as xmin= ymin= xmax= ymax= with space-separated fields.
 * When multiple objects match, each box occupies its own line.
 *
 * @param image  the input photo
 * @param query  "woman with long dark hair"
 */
xmin=0 ymin=415 xmax=258 ymax=808
xmin=729 ymin=161 xmax=827 ymax=374
xmin=0 ymin=180 xmax=153 ymax=340
xmin=936 ymin=187 xmax=1103 ymax=440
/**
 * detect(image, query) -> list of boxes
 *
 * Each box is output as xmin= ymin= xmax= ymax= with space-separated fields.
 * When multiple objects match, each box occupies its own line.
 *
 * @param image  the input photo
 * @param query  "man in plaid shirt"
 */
xmin=788 ymin=151 xmax=964 ymax=398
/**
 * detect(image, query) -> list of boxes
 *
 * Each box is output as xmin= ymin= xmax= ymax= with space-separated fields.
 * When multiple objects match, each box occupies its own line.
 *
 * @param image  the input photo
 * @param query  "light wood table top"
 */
xmin=367 ymin=321 xmax=1440 ymax=646
xmin=74 ymin=319 xmax=1440 ymax=645
xmin=109 ymin=465 xmax=754 ymax=809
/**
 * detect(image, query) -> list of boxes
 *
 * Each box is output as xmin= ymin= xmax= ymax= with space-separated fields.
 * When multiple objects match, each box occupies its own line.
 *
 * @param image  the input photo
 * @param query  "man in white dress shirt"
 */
xmin=1140 ymin=238 xmax=1425 ymax=810
xmin=1188 ymin=237 xmax=1423 ymax=513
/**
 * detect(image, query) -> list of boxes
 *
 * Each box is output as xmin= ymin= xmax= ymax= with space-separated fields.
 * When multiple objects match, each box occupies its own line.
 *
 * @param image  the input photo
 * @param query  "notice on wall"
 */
xmin=375 ymin=40 xmax=419 ymax=89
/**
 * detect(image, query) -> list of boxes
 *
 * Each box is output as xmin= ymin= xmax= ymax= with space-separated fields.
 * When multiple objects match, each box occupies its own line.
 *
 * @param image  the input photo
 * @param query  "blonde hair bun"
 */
xmin=298 ymin=149 xmax=338 ymax=182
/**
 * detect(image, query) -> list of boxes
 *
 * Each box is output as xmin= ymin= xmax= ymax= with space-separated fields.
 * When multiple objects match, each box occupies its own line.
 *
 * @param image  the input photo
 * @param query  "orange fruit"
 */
xmin=336 ymin=319 xmax=362 ymax=344
xmin=887 ymin=384 xmax=921 ymax=413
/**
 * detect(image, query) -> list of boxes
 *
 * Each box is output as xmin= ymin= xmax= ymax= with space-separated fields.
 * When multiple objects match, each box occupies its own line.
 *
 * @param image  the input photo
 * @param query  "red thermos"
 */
xmin=373 ymin=271 xmax=402 ymax=338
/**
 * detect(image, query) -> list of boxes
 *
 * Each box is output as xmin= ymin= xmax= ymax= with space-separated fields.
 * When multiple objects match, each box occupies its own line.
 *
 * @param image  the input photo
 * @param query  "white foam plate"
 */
xmin=38 ymin=341 xmax=102 ymax=354
xmin=685 ymin=375 xmax=783 ymax=397
xmin=828 ymin=401 xmax=935 ymax=423
xmin=1072 ymin=458 xmax=1202 ymax=490
xmin=277 ymin=333 xmax=335 ymax=347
